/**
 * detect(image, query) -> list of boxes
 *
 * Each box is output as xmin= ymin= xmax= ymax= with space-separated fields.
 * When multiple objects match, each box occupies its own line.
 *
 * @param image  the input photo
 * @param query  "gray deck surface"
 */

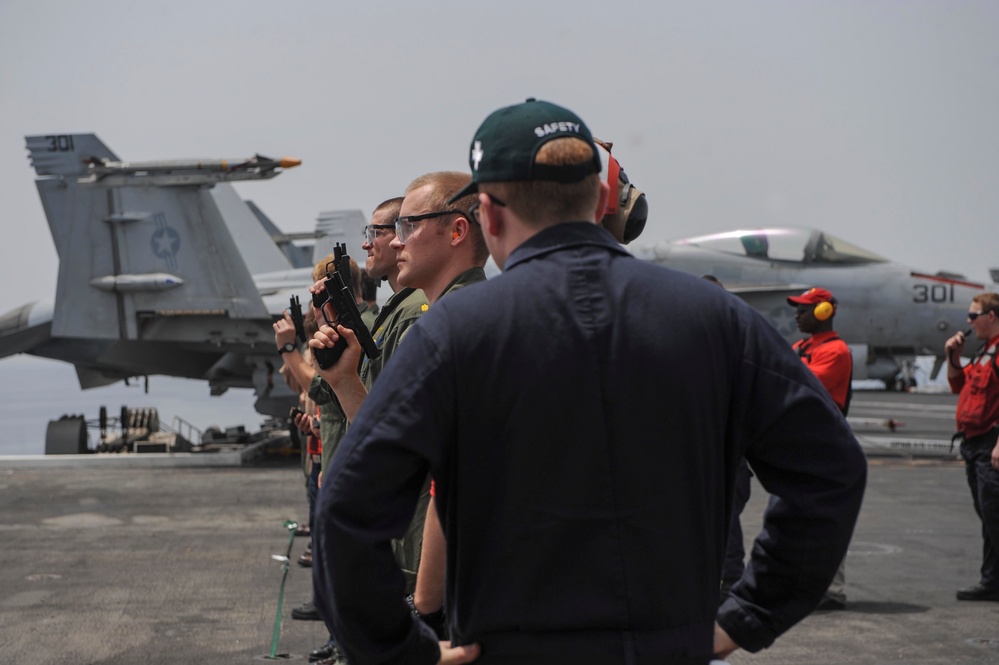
xmin=2 ymin=392 xmax=997 ymax=664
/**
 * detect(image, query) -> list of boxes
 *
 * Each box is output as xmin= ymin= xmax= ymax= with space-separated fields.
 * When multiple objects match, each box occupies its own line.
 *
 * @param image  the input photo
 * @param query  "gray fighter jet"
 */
xmin=631 ymin=228 xmax=998 ymax=388
xmin=0 ymin=134 xmax=365 ymax=417
xmin=0 ymin=136 xmax=991 ymax=419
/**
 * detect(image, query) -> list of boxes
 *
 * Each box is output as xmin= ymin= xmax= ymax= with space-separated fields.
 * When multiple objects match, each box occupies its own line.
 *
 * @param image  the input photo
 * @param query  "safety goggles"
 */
xmin=394 ymin=210 xmax=464 ymax=243
xmin=363 ymin=224 xmax=395 ymax=244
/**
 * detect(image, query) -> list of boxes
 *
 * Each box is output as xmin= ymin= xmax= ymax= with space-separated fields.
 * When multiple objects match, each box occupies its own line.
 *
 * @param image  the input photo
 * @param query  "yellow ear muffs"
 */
xmin=813 ymin=301 xmax=834 ymax=321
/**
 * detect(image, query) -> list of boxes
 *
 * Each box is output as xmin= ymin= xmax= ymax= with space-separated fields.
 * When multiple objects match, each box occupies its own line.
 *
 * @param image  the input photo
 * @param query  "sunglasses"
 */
xmin=394 ymin=210 xmax=465 ymax=243
xmin=467 ymin=194 xmax=506 ymax=225
xmin=967 ymin=311 xmax=987 ymax=321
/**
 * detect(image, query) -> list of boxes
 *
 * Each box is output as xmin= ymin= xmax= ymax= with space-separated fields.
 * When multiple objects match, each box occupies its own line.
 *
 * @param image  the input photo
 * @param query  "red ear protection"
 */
xmin=814 ymin=301 xmax=835 ymax=321
xmin=604 ymin=154 xmax=622 ymax=217
xmin=452 ymin=231 xmax=459 ymax=240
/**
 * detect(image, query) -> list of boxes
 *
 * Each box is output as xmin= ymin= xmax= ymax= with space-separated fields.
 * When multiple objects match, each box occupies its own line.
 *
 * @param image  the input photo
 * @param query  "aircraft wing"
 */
xmin=724 ymin=284 xmax=812 ymax=305
xmin=712 ymin=284 xmax=810 ymax=343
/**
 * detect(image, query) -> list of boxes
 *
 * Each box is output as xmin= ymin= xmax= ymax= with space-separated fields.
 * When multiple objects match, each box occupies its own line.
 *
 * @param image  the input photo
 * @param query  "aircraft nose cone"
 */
xmin=0 ymin=301 xmax=53 ymax=357
xmin=0 ymin=302 xmax=33 ymax=336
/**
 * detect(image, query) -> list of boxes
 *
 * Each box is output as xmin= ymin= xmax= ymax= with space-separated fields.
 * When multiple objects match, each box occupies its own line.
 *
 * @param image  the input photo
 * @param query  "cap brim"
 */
xmin=447 ymin=180 xmax=479 ymax=205
xmin=787 ymin=296 xmax=809 ymax=306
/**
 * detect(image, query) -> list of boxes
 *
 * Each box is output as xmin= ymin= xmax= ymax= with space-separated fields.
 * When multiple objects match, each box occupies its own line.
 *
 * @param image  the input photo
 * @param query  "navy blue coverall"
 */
xmin=314 ymin=222 xmax=867 ymax=665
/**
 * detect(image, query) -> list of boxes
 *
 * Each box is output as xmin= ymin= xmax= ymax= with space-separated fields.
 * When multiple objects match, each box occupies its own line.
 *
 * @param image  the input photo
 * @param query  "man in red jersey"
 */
xmin=788 ymin=286 xmax=854 ymax=610
xmin=945 ymin=292 xmax=999 ymax=602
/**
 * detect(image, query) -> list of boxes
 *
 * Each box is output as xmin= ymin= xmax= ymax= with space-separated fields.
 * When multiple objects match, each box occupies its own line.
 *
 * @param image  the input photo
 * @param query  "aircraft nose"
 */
xmin=0 ymin=301 xmax=53 ymax=358
xmin=0 ymin=303 xmax=31 ymax=336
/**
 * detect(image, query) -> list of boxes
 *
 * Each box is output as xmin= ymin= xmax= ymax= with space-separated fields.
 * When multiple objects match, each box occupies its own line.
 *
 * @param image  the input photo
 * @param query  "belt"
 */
xmin=960 ymin=429 xmax=999 ymax=447
xmin=953 ymin=425 xmax=999 ymax=453
xmin=951 ymin=431 xmax=963 ymax=453
xmin=310 ymin=454 xmax=322 ymax=464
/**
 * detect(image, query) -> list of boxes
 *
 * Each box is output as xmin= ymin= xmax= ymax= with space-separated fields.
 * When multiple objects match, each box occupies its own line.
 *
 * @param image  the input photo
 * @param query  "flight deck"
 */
xmin=1 ymin=391 xmax=997 ymax=664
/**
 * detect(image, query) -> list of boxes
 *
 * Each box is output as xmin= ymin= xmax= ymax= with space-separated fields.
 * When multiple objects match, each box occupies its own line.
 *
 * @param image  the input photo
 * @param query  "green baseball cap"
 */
xmin=448 ymin=98 xmax=602 ymax=203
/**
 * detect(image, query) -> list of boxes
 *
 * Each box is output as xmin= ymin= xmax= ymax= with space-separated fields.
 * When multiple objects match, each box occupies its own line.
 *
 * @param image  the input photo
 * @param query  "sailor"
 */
xmin=306 ymin=197 xmax=429 ymax=665
xmin=945 ymin=292 xmax=999 ymax=602
xmin=314 ymin=99 xmax=866 ymax=664
xmin=787 ymin=286 xmax=855 ymax=610
xmin=310 ymin=174 xmax=486 ymax=637
xmin=788 ymin=287 xmax=853 ymax=415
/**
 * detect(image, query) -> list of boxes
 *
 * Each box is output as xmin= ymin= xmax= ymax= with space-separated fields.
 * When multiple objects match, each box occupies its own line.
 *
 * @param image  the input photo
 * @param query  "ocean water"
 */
xmin=0 ymin=355 xmax=267 ymax=456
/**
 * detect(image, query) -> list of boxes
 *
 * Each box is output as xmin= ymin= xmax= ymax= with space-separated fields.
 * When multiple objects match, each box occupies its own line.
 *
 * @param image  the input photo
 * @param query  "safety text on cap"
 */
xmin=534 ymin=121 xmax=581 ymax=138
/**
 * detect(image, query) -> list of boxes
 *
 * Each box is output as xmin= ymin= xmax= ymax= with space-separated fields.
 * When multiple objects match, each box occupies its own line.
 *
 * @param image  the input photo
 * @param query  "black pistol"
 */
xmin=289 ymin=295 xmax=308 ymax=345
xmin=312 ymin=243 xmax=381 ymax=370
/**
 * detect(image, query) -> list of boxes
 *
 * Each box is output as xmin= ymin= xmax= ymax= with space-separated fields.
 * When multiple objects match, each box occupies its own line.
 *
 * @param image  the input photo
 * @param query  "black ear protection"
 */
xmin=814 ymin=300 xmax=835 ymax=321
xmin=617 ymin=169 xmax=648 ymax=244
xmin=594 ymin=138 xmax=648 ymax=245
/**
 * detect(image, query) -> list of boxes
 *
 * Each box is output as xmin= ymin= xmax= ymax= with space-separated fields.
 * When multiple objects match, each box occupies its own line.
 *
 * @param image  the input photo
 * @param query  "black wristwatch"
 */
xmin=278 ymin=342 xmax=297 ymax=355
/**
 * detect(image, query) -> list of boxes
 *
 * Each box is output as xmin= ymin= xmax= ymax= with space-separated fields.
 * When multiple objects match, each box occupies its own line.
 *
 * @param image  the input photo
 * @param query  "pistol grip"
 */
xmin=313 ymin=337 xmax=348 ymax=370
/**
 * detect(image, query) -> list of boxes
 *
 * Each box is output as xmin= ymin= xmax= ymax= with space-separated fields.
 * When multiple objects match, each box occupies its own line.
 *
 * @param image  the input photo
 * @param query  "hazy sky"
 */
xmin=1 ymin=0 xmax=997 ymax=321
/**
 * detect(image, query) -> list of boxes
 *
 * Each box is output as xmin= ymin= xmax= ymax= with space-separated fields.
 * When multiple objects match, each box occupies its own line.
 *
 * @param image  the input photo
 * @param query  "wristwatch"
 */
xmin=278 ymin=342 xmax=297 ymax=355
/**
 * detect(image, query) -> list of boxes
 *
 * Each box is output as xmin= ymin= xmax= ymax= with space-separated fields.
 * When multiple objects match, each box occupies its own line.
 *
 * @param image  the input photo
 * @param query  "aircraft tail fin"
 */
xmin=210 ymin=184 xmax=294 ymax=274
xmin=313 ymin=210 xmax=367 ymax=266
xmin=245 ymin=200 xmax=315 ymax=270
xmin=27 ymin=133 xmax=274 ymax=348
xmin=26 ymin=134 xmax=118 ymax=176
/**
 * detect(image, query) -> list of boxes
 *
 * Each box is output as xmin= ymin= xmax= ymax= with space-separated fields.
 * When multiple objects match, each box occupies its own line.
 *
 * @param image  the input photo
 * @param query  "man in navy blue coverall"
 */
xmin=312 ymin=99 xmax=867 ymax=665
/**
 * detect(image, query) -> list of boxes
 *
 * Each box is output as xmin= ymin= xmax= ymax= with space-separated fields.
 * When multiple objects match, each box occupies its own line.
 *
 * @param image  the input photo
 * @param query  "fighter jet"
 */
xmin=0 ymin=135 xmax=991 ymax=421
xmin=630 ymin=227 xmax=998 ymax=388
xmin=0 ymin=134 xmax=366 ymax=417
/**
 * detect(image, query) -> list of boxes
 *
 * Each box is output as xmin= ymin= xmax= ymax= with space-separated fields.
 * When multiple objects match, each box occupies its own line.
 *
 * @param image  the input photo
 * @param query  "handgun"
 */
xmin=311 ymin=243 xmax=347 ymax=327
xmin=312 ymin=242 xmax=381 ymax=369
xmin=289 ymin=295 xmax=308 ymax=344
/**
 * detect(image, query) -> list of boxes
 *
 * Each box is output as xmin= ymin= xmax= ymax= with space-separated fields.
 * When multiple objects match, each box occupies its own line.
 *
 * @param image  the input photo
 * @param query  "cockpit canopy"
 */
xmin=676 ymin=227 xmax=888 ymax=265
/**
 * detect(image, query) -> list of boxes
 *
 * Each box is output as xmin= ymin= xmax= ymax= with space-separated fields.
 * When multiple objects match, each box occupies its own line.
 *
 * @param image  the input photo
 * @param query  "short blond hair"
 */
xmin=312 ymin=253 xmax=335 ymax=281
xmin=486 ymin=137 xmax=602 ymax=227
xmin=406 ymin=171 xmax=488 ymax=265
xmin=373 ymin=196 xmax=403 ymax=221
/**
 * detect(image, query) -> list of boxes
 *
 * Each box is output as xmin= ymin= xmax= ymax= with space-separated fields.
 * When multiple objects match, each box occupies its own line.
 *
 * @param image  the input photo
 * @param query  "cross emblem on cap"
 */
xmin=471 ymin=141 xmax=483 ymax=171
